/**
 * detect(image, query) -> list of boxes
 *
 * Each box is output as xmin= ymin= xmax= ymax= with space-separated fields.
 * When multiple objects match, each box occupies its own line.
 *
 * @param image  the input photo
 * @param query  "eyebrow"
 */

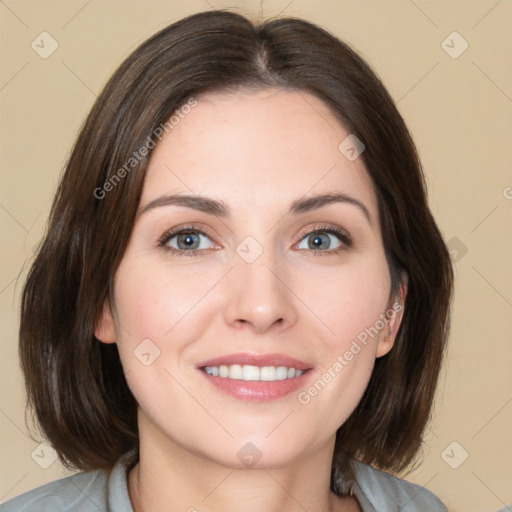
xmin=138 ymin=192 xmax=372 ymax=224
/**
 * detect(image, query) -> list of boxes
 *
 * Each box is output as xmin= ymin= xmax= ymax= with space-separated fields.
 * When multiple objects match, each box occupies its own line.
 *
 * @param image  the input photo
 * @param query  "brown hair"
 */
xmin=19 ymin=9 xmax=453 ymax=493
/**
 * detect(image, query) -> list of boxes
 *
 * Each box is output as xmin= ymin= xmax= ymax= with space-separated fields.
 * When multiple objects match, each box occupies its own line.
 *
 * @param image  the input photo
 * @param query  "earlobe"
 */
xmin=95 ymin=298 xmax=116 ymax=344
xmin=376 ymin=335 xmax=394 ymax=358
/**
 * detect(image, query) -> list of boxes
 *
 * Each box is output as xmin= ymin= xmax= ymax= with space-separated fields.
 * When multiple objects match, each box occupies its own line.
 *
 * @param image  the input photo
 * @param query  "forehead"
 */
xmin=141 ymin=88 xmax=377 ymax=218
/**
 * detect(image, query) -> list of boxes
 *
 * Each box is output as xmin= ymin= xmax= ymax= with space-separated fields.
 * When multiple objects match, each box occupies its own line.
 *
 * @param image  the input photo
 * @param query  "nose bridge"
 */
xmin=223 ymin=233 xmax=297 ymax=333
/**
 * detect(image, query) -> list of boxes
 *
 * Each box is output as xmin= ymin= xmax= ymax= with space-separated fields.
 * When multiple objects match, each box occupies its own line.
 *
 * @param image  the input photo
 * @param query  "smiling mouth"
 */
xmin=196 ymin=352 xmax=314 ymax=400
xmin=200 ymin=364 xmax=310 ymax=382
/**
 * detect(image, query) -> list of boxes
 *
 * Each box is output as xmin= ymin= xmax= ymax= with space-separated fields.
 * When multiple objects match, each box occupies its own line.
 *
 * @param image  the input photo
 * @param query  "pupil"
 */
xmin=179 ymin=233 xmax=198 ymax=249
xmin=310 ymin=234 xmax=328 ymax=249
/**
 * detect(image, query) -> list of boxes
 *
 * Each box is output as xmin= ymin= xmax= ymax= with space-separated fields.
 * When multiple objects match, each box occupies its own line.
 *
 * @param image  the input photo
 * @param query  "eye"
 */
xmin=157 ymin=224 xmax=352 ymax=257
xmin=296 ymin=226 xmax=351 ymax=254
xmin=158 ymin=225 xmax=217 ymax=257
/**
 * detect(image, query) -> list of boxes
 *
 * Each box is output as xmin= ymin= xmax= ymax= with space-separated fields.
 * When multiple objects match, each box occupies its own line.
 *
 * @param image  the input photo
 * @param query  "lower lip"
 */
xmin=198 ymin=369 xmax=313 ymax=401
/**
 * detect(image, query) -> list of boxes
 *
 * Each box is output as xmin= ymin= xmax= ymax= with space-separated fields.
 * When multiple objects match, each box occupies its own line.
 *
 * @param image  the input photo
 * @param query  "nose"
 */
xmin=223 ymin=246 xmax=299 ymax=335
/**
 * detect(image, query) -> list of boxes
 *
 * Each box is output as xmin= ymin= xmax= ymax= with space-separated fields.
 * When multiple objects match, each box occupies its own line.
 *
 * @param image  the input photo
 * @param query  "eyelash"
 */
xmin=157 ymin=224 xmax=352 ymax=258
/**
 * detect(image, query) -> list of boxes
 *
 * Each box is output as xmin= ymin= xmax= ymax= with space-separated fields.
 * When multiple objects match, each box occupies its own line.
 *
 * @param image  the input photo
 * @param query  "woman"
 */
xmin=1 ymin=9 xmax=453 ymax=512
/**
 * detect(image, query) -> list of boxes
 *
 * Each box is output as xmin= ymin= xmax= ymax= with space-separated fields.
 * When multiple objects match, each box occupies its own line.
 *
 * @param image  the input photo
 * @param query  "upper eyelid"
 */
xmin=296 ymin=226 xmax=351 ymax=248
xmin=158 ymin=224 xmax=215 ymax=245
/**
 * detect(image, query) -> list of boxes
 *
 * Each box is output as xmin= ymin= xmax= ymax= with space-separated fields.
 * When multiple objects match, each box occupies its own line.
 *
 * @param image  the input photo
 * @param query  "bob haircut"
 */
xmin=19 ymin=9 xmax=453 ymax=494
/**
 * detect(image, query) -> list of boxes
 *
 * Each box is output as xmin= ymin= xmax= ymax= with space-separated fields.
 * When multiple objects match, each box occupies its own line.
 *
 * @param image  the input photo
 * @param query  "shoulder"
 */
xmin=350 ymin=460 xmax=448 ymax=512
xmin=0 ymin=468 xmax=110 ymax=512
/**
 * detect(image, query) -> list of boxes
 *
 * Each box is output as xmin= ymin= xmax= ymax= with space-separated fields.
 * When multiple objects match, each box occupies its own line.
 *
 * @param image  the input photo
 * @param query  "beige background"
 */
xmin=0 ymin=1 xmax=511 ymax=511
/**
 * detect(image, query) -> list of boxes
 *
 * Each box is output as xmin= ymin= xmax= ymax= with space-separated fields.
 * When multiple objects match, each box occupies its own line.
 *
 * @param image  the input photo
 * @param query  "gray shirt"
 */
xmin=0 ymin=457 xmax=447 ymax=511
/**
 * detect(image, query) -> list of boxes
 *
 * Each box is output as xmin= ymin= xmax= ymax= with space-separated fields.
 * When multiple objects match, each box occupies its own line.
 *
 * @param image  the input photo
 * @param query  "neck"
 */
xmin=127 ymin=418 xmax=359 ymax=512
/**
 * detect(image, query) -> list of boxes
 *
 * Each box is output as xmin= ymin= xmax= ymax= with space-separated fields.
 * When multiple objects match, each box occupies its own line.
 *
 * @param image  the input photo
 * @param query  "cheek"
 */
xmin=293 ymin=256 xmax=390 ymax=426
xmin=110 ymin=258 xmax=222 ymax=401
xmin=113 ymin=258 xmax=208 ymax=340
xmin=310 ymin=256 xmax=391 ymax=350
xmin=108 ymin=263 xmax=181 ymax=384
xmin=109 ymin=266 xmax=186 ymax=412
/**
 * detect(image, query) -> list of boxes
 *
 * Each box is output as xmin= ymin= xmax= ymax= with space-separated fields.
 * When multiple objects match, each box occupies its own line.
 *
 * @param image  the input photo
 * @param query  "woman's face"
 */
xmin=96 ymin=88 xmax=403 ymax=468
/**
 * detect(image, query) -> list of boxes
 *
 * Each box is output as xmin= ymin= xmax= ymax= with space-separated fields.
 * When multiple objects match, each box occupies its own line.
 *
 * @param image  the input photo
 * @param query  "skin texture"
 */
xmin=95 ymin=88 xmax=405 ymax=512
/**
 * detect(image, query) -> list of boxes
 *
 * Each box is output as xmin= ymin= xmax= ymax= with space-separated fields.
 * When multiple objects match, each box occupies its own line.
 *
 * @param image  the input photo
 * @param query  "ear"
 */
xmin=95 ymin=298 xmax=116 ymax=344
xmin=376 ymin=276 xmax=408 ymax=358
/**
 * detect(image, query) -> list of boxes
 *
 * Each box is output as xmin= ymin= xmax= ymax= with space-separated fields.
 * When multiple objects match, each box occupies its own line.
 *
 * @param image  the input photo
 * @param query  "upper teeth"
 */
xmin=203 ymin=365 xmax=305 ymax=381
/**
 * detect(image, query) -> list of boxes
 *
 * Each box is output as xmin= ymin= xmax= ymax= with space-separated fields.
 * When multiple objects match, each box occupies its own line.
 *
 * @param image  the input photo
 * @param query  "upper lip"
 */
xmin=196 ymin=352 xmax=313 ymax=371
